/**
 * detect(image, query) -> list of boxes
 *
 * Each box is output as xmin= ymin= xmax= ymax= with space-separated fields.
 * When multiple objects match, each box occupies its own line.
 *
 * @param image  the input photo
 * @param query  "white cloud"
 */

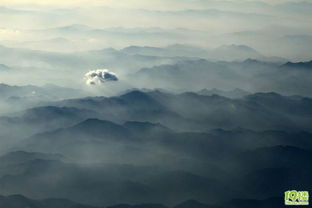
xmin=84 ymin=69 xmax=118 ymax=86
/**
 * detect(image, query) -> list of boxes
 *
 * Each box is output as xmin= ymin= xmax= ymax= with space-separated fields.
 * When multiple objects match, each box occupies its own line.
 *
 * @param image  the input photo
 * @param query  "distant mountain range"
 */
xmin=0 ymin=194 xmax=283 ymax=208
xmin=0 ymin=83 xmax=87 ymax=115
xmin=282 ymin=60 xmax=312 ymax=69
xmin=13 ymin=90 xmax=311 ymax=133
xmin=0 ymin=42 xmax=287 ymax=70
xmin=0 ymin=1 xmax=311 ymax=207
xmin=0 ymin=89 xmax=308 ymax=206
xmin=2 ymin=43 xmax=310 ymax=97
xmin=197 ymin=88 xmax=250 ymax=98
xmin=0 ymin=194 xmax=99 ymax=208
xmin=0 ymin=88 xmax=310 ymax=206
xmin=0 ymin=146 xmax=289 ymax=207
xmin=0 ymin=83 xmax=84 ymax=100
xmin=121 ymin=44 xmax=286 ymax=62
xmin=133 ymin=58 xmax=312 ymax=95
xmin=0 ymin=84 xmax=311 ymax=208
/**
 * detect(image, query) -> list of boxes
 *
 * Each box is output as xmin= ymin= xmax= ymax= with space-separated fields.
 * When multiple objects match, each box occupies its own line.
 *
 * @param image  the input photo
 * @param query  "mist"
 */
xmin=0 ymin=1 xmax=311 ymax=208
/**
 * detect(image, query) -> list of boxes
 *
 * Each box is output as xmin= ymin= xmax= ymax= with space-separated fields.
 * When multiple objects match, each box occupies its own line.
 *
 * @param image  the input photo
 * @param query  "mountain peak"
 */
xmin=119 ymin=90 xmax=164 ymax=110
xmin=217 ymin=44 xmax=257 ymax=52
xmin=74 ymin=118 xmax=120 ymax=128
xmin=71 ymin=118 xmax=129 ymax=138
xmin=121 ymin=90 xmax=149 ymax=98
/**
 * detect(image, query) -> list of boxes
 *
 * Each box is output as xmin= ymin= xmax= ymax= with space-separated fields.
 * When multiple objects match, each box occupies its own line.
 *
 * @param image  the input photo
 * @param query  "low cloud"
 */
xmin=84 ymin=69 xmax=118 ymax=86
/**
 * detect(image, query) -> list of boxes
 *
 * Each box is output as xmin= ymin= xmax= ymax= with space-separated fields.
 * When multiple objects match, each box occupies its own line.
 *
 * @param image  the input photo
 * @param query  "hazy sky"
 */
xmin=0 ymin=0 xmax=302 ymax=4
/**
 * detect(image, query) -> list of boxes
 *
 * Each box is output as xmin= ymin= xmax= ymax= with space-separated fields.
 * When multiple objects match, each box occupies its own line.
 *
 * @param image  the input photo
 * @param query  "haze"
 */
xmin=0 ymin=1 xmax=311 ymax=208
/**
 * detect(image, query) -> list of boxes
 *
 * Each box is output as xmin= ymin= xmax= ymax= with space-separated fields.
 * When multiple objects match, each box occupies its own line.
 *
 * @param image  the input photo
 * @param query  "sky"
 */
xmin=0 ymin=0 xmax=308 ymax=8
xmin=0 ymin=0 xmax=302 ymax=4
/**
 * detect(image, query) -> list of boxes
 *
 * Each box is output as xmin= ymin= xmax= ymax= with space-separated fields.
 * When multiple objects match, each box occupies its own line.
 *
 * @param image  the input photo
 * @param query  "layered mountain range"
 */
xmin=0 ymin=88 xmax=310 ymax=207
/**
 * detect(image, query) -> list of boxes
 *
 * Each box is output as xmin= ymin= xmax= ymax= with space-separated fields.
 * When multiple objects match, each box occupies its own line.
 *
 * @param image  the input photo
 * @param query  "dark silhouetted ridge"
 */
xmin=174 ymin=199 xmax=222 ymax=208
